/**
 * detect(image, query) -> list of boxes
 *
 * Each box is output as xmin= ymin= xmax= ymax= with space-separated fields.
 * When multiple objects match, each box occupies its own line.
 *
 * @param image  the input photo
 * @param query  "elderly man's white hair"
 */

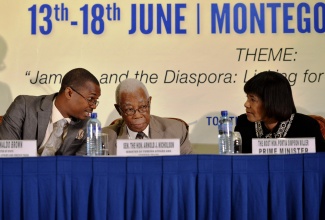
xmin=115 ymin=78 xmax=150 ymax=104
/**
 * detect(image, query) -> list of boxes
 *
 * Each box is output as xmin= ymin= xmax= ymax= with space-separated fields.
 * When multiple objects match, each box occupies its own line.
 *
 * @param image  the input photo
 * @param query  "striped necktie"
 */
xmin=41 ymin=119 xmax=67 ymax=156
xmin=136 ymin=132 xmax=145 ymax=139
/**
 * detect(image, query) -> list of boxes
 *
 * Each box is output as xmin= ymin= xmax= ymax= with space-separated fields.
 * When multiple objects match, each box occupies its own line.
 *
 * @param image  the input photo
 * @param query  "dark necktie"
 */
xmin=41 ymin=119 xmax=67 ymax=156
xmin=136 ymin=132 xmax=145 ymax=139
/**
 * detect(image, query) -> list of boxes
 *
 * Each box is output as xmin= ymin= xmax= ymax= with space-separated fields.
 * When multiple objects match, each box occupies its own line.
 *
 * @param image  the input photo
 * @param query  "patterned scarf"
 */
xmin=255 ymin=114 xmax=295 ymax=138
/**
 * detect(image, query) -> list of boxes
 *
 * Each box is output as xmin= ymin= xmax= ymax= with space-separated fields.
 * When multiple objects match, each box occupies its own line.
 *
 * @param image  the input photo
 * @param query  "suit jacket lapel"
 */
xmin=62 ymin=124 xmax=78 ymax=148
xmin=37 ymin=94 xmax=56 ymax=147
xmin=149 ymin=116 xmax=164 ymax=139
xmin=119 ymin=123 xmax=129 ymax=139
xmin=59 ymin=119 xmax=85 ymax=154
xmin=61 ymin=128 xmax=77 ymax=155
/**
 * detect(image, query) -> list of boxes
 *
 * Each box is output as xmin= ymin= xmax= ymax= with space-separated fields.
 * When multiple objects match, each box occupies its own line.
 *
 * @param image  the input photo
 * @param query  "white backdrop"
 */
xmin=1 ymin=0 xmax=324 ymax=150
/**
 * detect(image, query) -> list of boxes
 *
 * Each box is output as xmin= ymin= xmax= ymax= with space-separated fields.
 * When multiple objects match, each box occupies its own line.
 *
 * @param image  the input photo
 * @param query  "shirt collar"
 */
xmin=127 ymin=125 xmax=149 ymax=139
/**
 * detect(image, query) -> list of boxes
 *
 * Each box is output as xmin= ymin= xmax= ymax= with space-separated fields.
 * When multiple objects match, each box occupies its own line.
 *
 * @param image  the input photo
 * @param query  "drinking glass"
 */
xmin=233 ymin=131 xmax=242 ymax=153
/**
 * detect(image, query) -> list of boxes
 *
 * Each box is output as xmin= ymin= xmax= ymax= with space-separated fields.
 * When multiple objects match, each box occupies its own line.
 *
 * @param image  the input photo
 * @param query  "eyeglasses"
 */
xmin=69 ymin=86 xmax=99 ymax=107
xmin=119 ymin=101 xmax=150 ymax=116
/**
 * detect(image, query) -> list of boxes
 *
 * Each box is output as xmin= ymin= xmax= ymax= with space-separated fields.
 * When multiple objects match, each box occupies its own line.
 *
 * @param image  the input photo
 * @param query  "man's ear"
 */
xmin=114 ymin=104 xmax=122 ymax=116
xmin=65 ymin=87 xmax=73 ymax=100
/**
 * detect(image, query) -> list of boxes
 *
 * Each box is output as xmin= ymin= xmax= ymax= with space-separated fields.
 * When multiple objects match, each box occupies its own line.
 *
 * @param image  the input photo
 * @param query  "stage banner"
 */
xmin=0 ymin=0 xmax=324 ymax=153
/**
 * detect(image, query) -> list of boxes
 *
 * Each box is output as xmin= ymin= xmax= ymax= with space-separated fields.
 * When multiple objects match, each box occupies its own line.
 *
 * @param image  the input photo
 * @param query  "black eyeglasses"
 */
xmin=119 ymin=100 xmax=150 ymax=116
xmin=69 ymin=86 xmax=99 ymax=107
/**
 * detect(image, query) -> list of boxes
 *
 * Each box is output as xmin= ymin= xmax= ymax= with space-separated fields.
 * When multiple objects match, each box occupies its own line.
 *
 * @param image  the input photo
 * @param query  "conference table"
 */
xmin=1 ymin=153 xmax=325 ymax=220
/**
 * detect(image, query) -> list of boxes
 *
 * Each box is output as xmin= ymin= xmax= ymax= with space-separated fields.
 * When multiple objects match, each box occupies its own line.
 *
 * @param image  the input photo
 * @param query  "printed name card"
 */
xmin=252 ymin=138 xmax=315 ymax=154
xmin=117 ymin=139 xmax=180 ymax=156
xmin=0 ymin=140 xmax=37 ymax=157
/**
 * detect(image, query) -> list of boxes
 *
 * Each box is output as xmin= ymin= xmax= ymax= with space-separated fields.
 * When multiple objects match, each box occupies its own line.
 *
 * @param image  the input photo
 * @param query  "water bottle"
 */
xmin=233 ymin=131 xmax=242 ymax=153
xmin=218 ymin=110 xmax=234 ymax=154
xmin=87 ymin=112 xmax=102 ymax=156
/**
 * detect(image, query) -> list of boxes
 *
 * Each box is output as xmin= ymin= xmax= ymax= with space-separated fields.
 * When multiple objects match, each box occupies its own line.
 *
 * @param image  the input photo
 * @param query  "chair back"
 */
xmin=168 ymin=117 xmax=189 ymax=130
xmin=110 ymin=118 xmax=121 ymax=126
xmin=309 ymin=115 xmax=325 ymax=140
xmin=0 ymin=115 xmax=3 ymax=124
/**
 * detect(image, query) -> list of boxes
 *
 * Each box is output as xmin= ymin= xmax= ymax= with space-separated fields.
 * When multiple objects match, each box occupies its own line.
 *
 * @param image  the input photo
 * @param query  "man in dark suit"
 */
xmin=0 ymin=68 xmax=101 ymax=155
xmin=102 ymin=78 xmax=192 ymax=155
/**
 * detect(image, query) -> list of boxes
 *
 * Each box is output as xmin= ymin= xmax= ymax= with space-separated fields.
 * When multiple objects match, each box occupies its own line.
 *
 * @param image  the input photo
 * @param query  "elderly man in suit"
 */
xmin=0 ymin=68 xmax=101 ymax=155
xmin=102 ymin=78 xmax=192 ymax=155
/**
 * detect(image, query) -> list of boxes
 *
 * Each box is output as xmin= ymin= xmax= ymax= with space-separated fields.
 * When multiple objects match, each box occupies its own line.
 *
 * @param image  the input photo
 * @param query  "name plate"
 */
xmin=0 ymin=140 xmax=37 ymax=157
xmin=117 ymin=139 xmax=180 ymax=156
xmin=252 ymin=138 xmax=315 ymax=154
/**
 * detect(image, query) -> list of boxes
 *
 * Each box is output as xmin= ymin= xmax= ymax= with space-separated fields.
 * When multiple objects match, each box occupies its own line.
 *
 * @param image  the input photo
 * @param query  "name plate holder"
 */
xmin=252 ymin=138 xmax=316 ymax=155
xmin=117 ymin=139 xmax=180 ymax=156
xmin=0 ymin=140 xmax=37 ymax=157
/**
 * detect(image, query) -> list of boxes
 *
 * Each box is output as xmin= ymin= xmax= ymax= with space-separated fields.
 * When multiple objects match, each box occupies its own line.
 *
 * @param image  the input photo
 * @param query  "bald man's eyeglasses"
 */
xmin=69 ymin=86 xmax=99 ymax=107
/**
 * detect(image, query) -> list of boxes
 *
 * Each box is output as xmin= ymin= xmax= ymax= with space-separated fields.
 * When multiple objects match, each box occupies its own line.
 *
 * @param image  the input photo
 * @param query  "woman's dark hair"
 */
xmin=244 ymin=71 xmax=296 ymax=121
xmin=59 ymin=68 xmax=99 ymax=93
